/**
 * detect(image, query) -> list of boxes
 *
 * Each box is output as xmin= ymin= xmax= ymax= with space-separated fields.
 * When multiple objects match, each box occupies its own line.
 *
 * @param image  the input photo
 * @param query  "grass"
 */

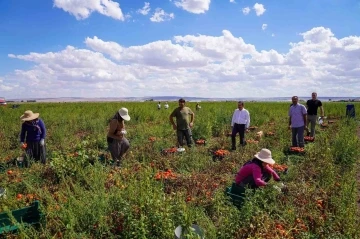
xmin=0 ymin=101 xmax=359 ymax=239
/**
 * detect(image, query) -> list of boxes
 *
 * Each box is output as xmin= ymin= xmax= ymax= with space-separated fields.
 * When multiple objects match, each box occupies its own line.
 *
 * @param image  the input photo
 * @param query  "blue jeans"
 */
xmin=292 ymin=126 xmax=305 ymax=147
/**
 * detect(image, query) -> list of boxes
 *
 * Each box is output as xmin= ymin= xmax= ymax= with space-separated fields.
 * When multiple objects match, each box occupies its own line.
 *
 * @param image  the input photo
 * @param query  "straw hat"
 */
xmin=118 ymin=108 xmax=130 ymax=121
xmin=20 ymin=110 xmax=39 ymax=122
xmin=254 ymin=148 xmax=275 ymax=165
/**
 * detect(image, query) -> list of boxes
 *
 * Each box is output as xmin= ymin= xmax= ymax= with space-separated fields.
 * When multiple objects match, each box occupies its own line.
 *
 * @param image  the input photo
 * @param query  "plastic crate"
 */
xmin=0 ymin=201 xmax=45 ymax=234
xmin=225 ymin=183 xmax=245 ymax=208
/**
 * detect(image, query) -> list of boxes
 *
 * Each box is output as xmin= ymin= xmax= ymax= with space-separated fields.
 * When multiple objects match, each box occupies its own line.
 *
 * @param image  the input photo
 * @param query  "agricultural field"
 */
xmin=0 ymin=101 xmax=359 ymax=239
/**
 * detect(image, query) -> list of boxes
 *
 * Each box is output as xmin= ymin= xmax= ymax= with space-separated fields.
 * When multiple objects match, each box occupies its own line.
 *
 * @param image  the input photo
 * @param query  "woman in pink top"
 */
xmin=235 ymin=148 xmax=280 ymax=189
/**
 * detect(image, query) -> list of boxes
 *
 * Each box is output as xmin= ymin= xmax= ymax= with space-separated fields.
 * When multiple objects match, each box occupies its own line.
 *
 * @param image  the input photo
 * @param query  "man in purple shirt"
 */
xmin=288 ymin=96 xmax=307 ymax=148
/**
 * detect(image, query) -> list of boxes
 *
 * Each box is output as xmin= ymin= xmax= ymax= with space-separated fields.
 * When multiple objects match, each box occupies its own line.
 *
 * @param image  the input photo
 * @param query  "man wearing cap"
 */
xmin=20 ymin=110 xmax=47 ymax=164
xmin=288 ymin=96 xmax=307 ymax=148
xmin=231 ymin=101 xmax=250 ymax=150
xmin=169 ymin=98 xmax=195 ymax=147
xmin=235 ymin=148 xmax=281 ymax=189
xmin=107 ymin=108 xmax=131 ymax=166
xmin=306 ymin=92 xmax=324 ymax=137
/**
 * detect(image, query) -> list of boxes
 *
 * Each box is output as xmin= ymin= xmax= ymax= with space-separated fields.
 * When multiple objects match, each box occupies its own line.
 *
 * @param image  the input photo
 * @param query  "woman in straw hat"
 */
xmin=20 ymin=110 xmax=47 ymax=164
xmin=235 ymin=148 xmax=280 ymax=189
xmin=107 ymin=108 xmax=131 ymax=166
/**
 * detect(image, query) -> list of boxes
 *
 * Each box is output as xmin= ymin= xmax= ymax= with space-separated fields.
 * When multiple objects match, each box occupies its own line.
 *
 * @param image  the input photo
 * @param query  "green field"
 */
xmin=0 ymin=101 xmax=359 ymax=239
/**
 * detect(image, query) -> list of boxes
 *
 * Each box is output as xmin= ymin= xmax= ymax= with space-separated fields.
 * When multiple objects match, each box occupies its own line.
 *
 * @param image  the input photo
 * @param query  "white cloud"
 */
xmin=253 ymin=3 xmax=266 ymax=16
xmin=242 ymin=7 xmax=250 ymax=15
xmin=53 ymin=0 xmax=124 ymax=20
xmin=150 ymin=8 xmax=175 ymax=22
xmin=137 ymin=2 xmax=151 ymax=15
xmin=174 ymin=0 xmax=211 ymax=14
xmin=262 ymin=24 xmax=267 ymax=31
xmin=2 ymin=27 xmax=360 ymax=98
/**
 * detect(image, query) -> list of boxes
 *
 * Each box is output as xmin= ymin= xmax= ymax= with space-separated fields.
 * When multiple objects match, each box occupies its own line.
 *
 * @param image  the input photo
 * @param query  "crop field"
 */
xmin=0 ymin=101 xmax=359 ymax=239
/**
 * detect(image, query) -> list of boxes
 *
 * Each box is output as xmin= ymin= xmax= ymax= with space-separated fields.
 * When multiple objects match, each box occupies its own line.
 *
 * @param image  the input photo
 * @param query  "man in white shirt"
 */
xmin=231 ymin=101 xmax=250 ymax=150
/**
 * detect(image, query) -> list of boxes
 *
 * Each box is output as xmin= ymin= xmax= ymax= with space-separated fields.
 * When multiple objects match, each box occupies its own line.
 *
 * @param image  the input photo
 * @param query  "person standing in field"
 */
xmin=157 ymin=102 xmax=161 ymax=110
xmin=231 ymin=101 xmax=250 ymax=150
xmin=306 ymin=92 xmax=324 ymax=137
xmin=164 ymin=102 xmax=169 ymax=109
xmin=20 ymin=110 xmax=47 ymax=164
xmin=196 ymin=103 xmax=201 ymax=111
xmin=107 ymin=108 xmax=131 ymax=166
xmin=288 ymin=96 xmax=307 ymax=147
xmin=169 ymin=98 xmax=195 ymax=147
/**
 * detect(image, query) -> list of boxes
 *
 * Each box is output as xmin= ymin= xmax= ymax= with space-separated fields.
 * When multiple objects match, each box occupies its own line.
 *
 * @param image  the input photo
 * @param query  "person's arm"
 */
xmin=169 ymin=110 xmax=177 ymax=129
xmin=39 ymin=120 xmax=46 ymax=140
xmin=265 ymin=165 xmax=281 ymax=181
xmin=20 ymin=123 xmax=26 ymax=143
xmin=231 ymin=110 xmax=236 ymax=127
xmin=302 ymin=105 xmax=307 ymax=126
xmin=108 ymin=119 xmax=123 ymax=140
xmin=189 ymin=110 xmax=194 ymax=127
xmin=246 ymin=111 xmax=250 ymax=129
xmin=252 ymin=165 xmax=267 ymax=187
xmin=320 ymin=106 xmax=324 ymax=118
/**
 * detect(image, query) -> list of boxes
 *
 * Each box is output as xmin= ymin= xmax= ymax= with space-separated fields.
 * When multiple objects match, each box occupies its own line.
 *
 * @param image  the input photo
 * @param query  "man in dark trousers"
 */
xmin=169 ymin=98 xmax=195 ymax=147
xmin=231 ymin=101 xmax=250 ymax=150
xmin=306 ymin=92 xmax=324 ymax=137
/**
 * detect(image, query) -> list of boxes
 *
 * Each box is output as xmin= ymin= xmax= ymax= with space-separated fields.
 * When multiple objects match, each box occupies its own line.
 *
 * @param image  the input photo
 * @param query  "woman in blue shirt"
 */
xmin=20 ymin=110 xmax=46 ymax=164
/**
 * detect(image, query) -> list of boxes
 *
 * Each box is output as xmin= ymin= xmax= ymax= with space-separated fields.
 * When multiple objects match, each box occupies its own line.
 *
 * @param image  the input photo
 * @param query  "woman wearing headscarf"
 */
xmin=107 ymin=108 xmax=131 ymax=166
xmin=235 ymin=148 xmax=280 ymax=189
xmin=20 ymin=110 xmax=47 ymax=164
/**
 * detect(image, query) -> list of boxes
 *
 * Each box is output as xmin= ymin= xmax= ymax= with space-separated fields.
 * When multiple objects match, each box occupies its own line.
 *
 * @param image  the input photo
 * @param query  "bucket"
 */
xmin=174 ymin=224 xmax=204 ymax=239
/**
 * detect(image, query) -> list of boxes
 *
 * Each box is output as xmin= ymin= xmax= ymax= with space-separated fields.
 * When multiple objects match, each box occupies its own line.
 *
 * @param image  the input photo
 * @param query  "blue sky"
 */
xmin=0 ymin=0 xmax=359 ymax=99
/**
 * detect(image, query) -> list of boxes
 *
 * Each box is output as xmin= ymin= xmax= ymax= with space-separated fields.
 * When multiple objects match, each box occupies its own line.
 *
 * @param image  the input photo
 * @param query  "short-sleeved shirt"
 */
xmin=170 ymin=107 xmax=194 ymax=130
xmin=306 ymin=99 xmax=322 ymax=115
xmin=288 ymin=103 xmax=307 ymax=127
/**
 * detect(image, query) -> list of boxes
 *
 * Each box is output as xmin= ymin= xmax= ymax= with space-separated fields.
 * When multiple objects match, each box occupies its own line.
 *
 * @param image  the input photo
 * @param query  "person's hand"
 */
xmin=40 ymin=139 xmax=45 ymax=146
xmin=172 ymin=124 xmax=177 ymax=130
xmin=189 ymin=122 xmax=194 ymax=128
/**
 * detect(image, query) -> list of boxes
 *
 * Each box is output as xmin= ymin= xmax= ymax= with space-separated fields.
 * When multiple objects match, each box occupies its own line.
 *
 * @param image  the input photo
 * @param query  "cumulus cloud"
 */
xmin=174 ymin=0 xmax=211 ymax=14
xmin=2 ymin=27 xmax=360 ymax=98
xmin=137 ymin=2 xmax=151 ymax=15
xmin=53 ymin=0 xmax=124 ymax=20
xmin=150 ymin=8 xmax=175 ymax=22
xmin=262 ymin=24 xmax=267 ymax=30
xmin=253 ymin=3 xmax=266 ymax=16
xmin=242 ymin=7 xmax=250 ymax=15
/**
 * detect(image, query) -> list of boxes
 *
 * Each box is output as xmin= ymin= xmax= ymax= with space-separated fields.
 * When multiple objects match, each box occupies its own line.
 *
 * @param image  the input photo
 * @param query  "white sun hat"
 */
xmin=118 ymin=108 xmax=130 ymax=121
xmin=254 ymin=148 xmax=275 ymax=165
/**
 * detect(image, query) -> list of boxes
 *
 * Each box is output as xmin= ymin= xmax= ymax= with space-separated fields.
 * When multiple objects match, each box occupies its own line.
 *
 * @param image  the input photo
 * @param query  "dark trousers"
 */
xmin=25 ymin=141 xmax=46 ymax=164
xmin=177 ymin=129 xmax=193 ymax=147
xmin=231 ymin=123 xmax=246 ymax=149
xmin=291 ymin=126 xmax=305 ymax=147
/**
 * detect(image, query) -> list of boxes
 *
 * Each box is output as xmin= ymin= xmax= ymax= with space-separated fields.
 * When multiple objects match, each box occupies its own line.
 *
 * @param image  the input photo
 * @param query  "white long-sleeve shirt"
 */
xmin=231 ymin=108 xmax=250 ymax=128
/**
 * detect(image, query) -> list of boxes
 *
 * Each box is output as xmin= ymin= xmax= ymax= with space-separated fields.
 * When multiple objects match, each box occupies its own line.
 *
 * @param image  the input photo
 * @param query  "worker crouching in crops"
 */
xmin=235 ymin=149 xmax=281 ymax=189
xmin=107 ymin=108 xmax=131 ymax=166
xmin=20 ymin=110 xmax=47 ymax=164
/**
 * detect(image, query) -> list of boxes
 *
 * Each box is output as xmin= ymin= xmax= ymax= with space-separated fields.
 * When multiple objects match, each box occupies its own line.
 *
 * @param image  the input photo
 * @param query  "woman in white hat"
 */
xmin=19 ymin=110 xmax=47 ymax=164
xmin=107 ymin=108 xmax=131 ymax=166
xmin=235 ymin=148 xmax=280 ymax=189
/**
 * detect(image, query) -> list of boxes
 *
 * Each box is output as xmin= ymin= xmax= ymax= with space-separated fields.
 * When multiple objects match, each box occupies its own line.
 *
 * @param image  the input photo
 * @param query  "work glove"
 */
xmin=40 ymin=139 xmax=45 ymax=146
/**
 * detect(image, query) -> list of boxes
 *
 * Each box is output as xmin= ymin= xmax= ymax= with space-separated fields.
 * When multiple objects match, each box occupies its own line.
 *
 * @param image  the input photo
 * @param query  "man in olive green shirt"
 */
xmin=169 ymin=98 xmax=195 ymax=147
